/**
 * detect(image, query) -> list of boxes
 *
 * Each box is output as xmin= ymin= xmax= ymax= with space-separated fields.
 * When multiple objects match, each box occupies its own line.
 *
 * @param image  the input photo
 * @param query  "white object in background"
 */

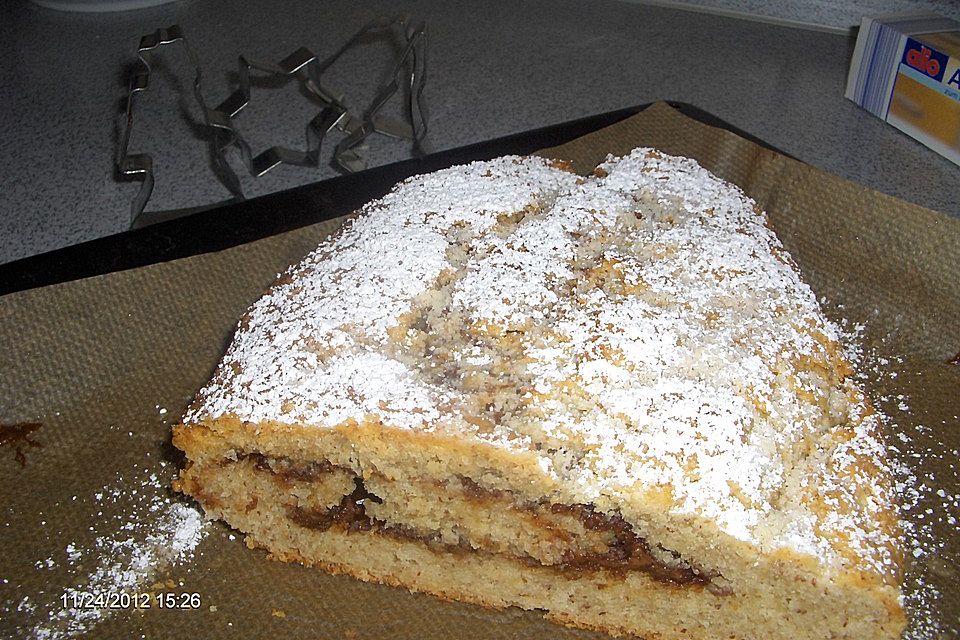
xmin=845 ymin=12 xmax=960 ymax=166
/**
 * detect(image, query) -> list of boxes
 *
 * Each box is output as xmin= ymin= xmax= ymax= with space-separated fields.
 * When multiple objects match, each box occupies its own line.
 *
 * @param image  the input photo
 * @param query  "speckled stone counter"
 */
xmin=1 ymin=0 xmax=957 ymax=266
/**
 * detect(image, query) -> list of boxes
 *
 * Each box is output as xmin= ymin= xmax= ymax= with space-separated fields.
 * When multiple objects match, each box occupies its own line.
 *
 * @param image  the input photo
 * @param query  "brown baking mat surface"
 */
xmin=1 ymin=101 xmax=957 ymax=639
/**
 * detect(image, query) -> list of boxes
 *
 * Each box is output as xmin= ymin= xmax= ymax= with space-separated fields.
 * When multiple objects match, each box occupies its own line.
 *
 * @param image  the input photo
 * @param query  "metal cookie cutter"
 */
xmin=117 ymin=25 xmax=197 ymax=226
xmin=118 ymin=17 xmax=429 ymax=227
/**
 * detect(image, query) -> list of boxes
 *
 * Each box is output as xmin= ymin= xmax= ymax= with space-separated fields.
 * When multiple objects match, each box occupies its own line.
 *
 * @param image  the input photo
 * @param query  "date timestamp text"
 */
xmin=61 ymin=591 xmax=202 ymax=610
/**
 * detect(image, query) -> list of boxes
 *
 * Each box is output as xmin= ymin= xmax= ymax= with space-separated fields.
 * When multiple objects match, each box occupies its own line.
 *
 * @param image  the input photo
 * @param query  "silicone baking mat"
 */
xmin=1 ymin=102 xmax=957 ymax=639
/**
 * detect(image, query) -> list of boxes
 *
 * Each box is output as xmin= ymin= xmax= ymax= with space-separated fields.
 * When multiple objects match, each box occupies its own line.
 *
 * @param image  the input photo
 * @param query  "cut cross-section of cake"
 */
xmin=173 ymin=149 xmax=906 ymax=640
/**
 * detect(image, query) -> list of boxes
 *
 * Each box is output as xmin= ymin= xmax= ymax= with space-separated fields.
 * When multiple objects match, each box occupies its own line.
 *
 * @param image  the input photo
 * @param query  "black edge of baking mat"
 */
xmin=0 ymin=102 xmax=790 ymax=297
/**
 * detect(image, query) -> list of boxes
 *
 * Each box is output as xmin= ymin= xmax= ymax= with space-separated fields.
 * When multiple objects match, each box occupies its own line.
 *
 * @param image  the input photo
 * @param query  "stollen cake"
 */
xmin=173 ymin=149 xmax=906 ymax=639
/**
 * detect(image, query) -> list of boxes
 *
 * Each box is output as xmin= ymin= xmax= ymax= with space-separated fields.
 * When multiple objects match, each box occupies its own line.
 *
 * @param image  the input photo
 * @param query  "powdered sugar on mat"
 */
xmin=7 ymin=463 xmax=208 ymax=639
xmin=838 ymin=317 xmax=960 ymax=639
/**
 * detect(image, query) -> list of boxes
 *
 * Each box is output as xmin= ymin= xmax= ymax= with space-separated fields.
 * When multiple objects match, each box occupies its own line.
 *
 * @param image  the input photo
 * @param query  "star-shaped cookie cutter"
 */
xmin=118 ymin=17 xmax=428 ymax=227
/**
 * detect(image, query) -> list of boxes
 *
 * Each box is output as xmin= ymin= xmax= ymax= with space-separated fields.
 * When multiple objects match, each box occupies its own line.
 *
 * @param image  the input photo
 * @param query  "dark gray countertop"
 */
xmin=1 ymin=0 xmax=957 ymax=266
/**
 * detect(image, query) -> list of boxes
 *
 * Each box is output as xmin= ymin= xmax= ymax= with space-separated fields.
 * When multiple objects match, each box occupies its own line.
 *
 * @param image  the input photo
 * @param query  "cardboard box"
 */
xmin=846 ymin=13 xmax=960 ymax=165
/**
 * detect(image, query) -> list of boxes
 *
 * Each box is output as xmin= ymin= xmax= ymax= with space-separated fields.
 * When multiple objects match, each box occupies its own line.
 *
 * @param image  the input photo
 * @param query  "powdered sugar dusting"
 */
xmin=186 ymin=149 xmax=901 ymax=581
xmin=190 ymin=156 xmax=579 ymax=431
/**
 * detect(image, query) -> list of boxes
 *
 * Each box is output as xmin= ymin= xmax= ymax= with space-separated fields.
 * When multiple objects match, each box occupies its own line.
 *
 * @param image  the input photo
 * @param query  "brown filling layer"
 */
xmin=456 ymin=476 xmax=713 ymax=585
xmin=237 ymin=453 xmax=718 ymax=588
xmin=288 ymin=477 xmax=383 ymax=534
xmin=247 ymin=452 xmax=344 ymax=482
